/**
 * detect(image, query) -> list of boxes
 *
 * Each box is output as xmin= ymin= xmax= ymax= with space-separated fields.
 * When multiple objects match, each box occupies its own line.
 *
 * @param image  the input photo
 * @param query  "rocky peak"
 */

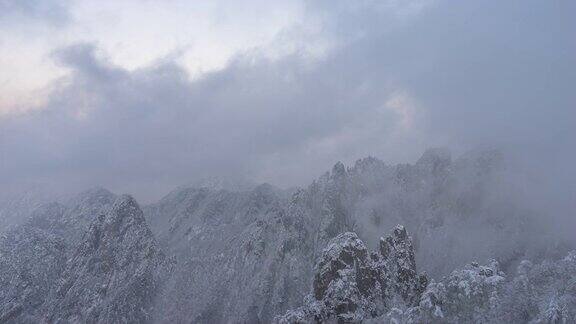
xmin=104 ymin=194 xmax=146 ymax=228
xmin=42 ymin=194 xmax=165 ymax=324
xmin=60 ymin=187 xmax=118 ymax=242
xmin=313 ymin=232 xmax=369 ymax=300
xmin=278 ymin=226 xmax=427 ymax=323
xmin=331 ymin=161 xmax=347 ymax=180
xmin=0 ymin=189 xmax=122 ymax=323
xmin=378 ymin=225 xmax=424 ymax=305
xmin=70 ymin=187 xmax=116 ymax=208
xmin=353 ymin=156 xmax=385 ymax=172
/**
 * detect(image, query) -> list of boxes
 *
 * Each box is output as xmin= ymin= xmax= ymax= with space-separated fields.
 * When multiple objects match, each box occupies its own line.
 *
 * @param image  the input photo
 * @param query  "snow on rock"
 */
xmin=0 ymin=226 xmax=67 ymax=323
xmin=371 ymin=251 xmax=576 ymax=323
xmin=402 ymin=259 xmax=506 ymax=323
xmin=148 ymin=184 xmax=317 ymax=323
xmin=42 ymin=195 xmax=166 ymax=323
xmin=277 ymin=226 xmax=427 ymax=323
xmin=0 ymin=191 xmax=167 ymax=323
xmin=1 ymin=149 xmax=574 ymax=323
xmin=0 ymin=188 xmax=116 ymax=323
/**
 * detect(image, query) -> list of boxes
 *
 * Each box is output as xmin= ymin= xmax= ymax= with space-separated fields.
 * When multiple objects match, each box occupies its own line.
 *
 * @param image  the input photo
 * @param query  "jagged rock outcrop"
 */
xmin=277 ymin=226 xmax=427 ymax=323
xmin=397 ymin=259 xmax=506 ymax=323
xmin=280 ymin=228 xmax=575 ymax=324
xmin=371 ymin=250 xmax=576 ymax=323
xmin=0 ymin=188 xmax=116 ymax=323
xmin=378 ymin=225 xmax=428 ymax=306
xmin=0 ymin=190 xmax=166 ymax=324
xmin=42 ymin=195 xmax=166 ymax=323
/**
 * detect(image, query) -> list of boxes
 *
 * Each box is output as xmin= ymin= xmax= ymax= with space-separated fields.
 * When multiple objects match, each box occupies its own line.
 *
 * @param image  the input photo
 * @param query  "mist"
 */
xmin=0 ymin=1 xmax=575 ymax=322
xmin=1 ymin=0 xmax=574 ymax=225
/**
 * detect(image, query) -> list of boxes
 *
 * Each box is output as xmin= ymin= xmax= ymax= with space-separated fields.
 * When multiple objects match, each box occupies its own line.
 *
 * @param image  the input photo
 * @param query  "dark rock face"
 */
xmin=278 ymin=226 xmax=427 ymax=323
xmin=379 ymin=225 xmax=426 ymax=305
xmin=313 ymin=232 xmax=370 ymax=301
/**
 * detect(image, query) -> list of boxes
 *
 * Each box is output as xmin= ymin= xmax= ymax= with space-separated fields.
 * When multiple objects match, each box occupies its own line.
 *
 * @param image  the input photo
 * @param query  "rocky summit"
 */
xmin=277 ymin=226 xmax=428 ymax=323
xmin=0 ymin=192 xmax=166 ymax=324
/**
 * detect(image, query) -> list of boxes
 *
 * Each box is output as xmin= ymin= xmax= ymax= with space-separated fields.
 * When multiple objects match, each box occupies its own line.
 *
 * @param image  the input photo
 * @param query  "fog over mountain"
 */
xmin=0 ymin=0 xmax=575 ymax=323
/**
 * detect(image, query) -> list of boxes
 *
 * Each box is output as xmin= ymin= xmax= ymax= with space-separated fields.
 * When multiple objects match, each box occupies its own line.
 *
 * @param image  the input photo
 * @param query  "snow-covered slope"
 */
xmin=0 ymin=186 xmax=57 ymax=234
xmin=146 ymin=184 xmax=316 ymax=323
xmin=42 ymin=195 xmax=166 ymax=323
xmin=370 ymin=251 xmax=576 ymax=323
xmin=0 ymin=190 xmax=166 ymax=323
xmin=278 ymin=227 xmax=576 ymax=323
xmin=0 ymin=149 xmax=572 ymax=323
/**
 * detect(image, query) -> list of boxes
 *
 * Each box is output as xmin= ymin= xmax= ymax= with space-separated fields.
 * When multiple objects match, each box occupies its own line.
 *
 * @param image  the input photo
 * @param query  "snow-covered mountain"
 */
xmin=42 ymin=195 xmax=167 ymax=323
xmin=277 ymin=226 xmax=576 ymax=323
xmin=144 ymin=148 xmax=571 ymax=322
xmin=0 ymin=149 xmax=573 ymax=323
xmin=0 ymin=190 xmax=167 ymax=323
xmin=0 ymin=186 xmax=58 ymax=234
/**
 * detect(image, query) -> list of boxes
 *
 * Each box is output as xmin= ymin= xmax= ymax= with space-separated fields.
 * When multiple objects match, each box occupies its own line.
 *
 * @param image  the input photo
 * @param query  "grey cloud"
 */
xmin=0 ymin=42 xmax=414 ymax=201
xmin=1 ymin=0 xmax=574 ymax=229
xmin=307 ymin=0 xmax=576 ymax=229
xmin=0 ymin=0 xmax=70 ymax=26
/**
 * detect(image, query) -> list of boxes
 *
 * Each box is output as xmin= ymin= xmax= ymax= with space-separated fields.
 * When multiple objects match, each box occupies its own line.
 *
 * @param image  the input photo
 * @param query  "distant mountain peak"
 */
xmin=69 ymin=186 xmax=116 ymax=209
xmin=43 ymin=194 xmax=165 ymax=323
xmin=187 ymin=176 xmax=255 ymax=192
xmin=331 ymin=161 xmax=347 ymax=178
xmin=416 ymin=147 xmax=452 ymax=173
xmin=107 ymin=194 xmax=144 ymax=224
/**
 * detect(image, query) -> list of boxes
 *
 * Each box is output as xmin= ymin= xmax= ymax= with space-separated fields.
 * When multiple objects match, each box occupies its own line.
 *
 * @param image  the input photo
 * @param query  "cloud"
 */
xmin=0 ymin=0 xmax=70 ymax=26
xmin=0 ymin=0 xmax=574 ymax=225
xmin=1 ymin=39 xmax=424 ymax=201
xmin=0 ymin=0 xmax=306 ymax=117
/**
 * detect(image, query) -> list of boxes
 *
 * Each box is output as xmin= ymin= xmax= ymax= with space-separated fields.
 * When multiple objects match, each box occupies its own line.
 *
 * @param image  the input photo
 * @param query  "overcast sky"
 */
xmin=0 ymin=0 xmax=574 ymax=206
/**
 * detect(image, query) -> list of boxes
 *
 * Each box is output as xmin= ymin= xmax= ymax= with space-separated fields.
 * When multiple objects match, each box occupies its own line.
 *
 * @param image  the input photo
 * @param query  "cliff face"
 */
xmin=277 ymin=226 xmax=427 ymax=323
xmin=0 ymin=191 xmax=166 ymax=324
xmin=42 ymin=195 xmax=166 ymax=323
xmin=0 ymin=189 xmax=115 ymax=323
xmin=278 ymin=227 xmax=576 ymax=324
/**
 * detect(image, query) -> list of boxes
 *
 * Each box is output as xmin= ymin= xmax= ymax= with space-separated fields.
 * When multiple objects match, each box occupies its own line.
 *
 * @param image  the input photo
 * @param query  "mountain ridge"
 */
xmin=0 ymin=148 xmax=573 ymax=323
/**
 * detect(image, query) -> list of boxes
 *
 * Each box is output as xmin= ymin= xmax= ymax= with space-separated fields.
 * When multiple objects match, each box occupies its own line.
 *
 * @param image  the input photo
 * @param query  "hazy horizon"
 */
xmin=1 ymin=1 xmax=573 ymax=204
